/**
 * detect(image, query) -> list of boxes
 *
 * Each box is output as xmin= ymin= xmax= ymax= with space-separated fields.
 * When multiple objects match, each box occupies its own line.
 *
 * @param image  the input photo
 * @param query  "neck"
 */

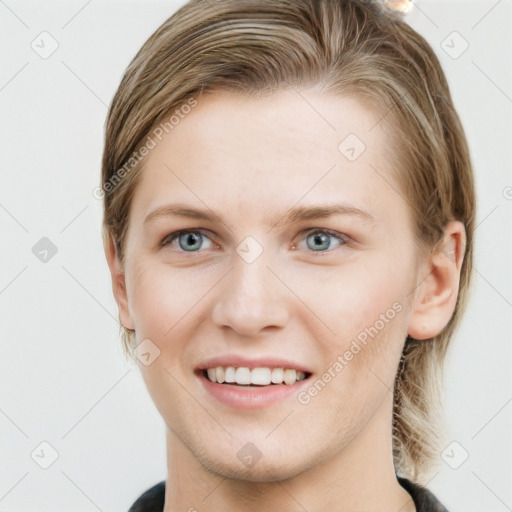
xmin=162 ymin=393 xmax=416 ymax=512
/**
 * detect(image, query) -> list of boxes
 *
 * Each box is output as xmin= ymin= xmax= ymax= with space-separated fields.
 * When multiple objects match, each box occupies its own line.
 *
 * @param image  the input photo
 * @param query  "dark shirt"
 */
xmin=127 ymin=476 xmax=449 ymax=511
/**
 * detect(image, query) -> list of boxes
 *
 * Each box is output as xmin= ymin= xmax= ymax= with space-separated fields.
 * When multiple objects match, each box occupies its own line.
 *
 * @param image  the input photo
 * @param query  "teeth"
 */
xmin=235 ymin=367 xmax=251 ymax=385
xmin=271 ymin=367 xmax=283 ymax=383
xmin=204 ymin=366 xmax=308 ymax=386
xmin=225 ymin=366 xmax=235 ymax=383
xmin=215 ymin=366 xmax=225 ymax=384
xmin=283 ymin=368 xmax=296 ymax=386
xmin=251 ymin=367 xmax=271 ymax=385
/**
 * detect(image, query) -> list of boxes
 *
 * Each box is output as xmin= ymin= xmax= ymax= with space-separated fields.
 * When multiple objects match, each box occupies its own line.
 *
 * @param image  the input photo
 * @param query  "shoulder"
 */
xmin=397 ymin=476 xmax=450 ymax=512
xmin=127 ymin=480 xmax=166 ymax=512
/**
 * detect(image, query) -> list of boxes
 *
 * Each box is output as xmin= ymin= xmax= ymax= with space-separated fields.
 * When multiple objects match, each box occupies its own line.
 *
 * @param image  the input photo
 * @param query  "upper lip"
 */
xmin=196 ymin=355 xmax=312 ymax=374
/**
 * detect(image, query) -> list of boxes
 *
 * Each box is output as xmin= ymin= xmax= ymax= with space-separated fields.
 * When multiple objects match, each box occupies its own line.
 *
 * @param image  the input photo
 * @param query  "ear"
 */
xmin=407 ymin=221 xmax=466 ymax=340
xmin=103 ymin=231 xmax=135 ymax=330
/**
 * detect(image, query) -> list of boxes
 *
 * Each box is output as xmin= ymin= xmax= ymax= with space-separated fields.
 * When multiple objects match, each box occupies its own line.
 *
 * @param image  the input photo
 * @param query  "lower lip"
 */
xmin=197 ymin=371 xmax=312 ymax=409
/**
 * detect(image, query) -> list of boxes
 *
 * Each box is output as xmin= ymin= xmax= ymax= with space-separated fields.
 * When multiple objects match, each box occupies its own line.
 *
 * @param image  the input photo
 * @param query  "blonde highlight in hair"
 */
xmin=101 ymin=0 xmax=476 ymax=483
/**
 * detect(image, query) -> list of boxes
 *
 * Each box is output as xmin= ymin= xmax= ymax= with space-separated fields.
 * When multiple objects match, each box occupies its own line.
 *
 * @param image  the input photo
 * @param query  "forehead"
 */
xmin=152 ymin=88 xmax=389 ymax=168
xmin=130 ymin=88 xmax=404 ymax=226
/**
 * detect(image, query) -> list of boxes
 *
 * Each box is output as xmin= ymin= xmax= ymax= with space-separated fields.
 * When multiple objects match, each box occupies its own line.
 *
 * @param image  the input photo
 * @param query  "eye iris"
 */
xmin=179 ymin=232 xmax=202 ymax=251
xmin=307 ymin=232 xmax=330 ymax=251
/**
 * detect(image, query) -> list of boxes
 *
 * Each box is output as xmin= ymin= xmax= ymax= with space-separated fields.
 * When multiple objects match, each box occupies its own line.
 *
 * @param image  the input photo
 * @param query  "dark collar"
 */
xmin=128 ymin=477 xmax=449 ymax=511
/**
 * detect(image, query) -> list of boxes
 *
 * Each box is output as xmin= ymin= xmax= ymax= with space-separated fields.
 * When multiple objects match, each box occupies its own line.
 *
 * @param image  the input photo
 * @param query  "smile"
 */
xmin=195 ymin=355 xmax=313 ymax=409
xmin=204 ymin=366 xmax=310 ymax=386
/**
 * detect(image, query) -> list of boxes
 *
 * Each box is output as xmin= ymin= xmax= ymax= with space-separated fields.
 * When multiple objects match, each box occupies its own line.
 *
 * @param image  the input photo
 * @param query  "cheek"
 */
xmin=297 ymin=254 xmax=413 ymax=398
xmin=125 ymin=261 xmax=205 ymax=419
xmin=126 ymin=258 xmax=207 ymax=340
xmin=299 ymin=255 xmax=410 ymax=339
xmin=125 ymin=261 xmax=164 ymax=335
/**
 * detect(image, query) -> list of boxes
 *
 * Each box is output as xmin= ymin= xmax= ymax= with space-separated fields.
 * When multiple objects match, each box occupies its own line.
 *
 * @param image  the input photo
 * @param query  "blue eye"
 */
xmin=301 ymin=229 xmax=346 ymax=252
xmin=161 ymin=230 xmax=214 ymax=252
xmin=161 ymin=228 xmax=347 ymax=254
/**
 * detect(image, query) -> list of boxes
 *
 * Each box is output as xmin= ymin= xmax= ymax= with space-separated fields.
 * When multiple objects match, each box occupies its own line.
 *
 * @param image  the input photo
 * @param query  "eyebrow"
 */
xmin=143 ymin=202 xmax=376 ymax=228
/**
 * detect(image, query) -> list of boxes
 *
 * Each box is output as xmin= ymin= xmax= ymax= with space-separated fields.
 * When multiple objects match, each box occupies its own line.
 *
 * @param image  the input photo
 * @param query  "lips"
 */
xmin=196 ymin=357 xmax=313 ymax=409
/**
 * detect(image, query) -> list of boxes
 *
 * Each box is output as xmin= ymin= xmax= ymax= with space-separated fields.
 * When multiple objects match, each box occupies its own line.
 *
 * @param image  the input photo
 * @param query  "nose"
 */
xmin=211 ymin=248 xmax=289 ymax=337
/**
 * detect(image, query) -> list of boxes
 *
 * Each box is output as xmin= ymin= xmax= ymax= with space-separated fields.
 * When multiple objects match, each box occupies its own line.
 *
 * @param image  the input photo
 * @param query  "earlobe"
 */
xmin=407 ymin=221 xmax=466 ymax=341
xmin=103 ymin=232 xmax=135 ymax=330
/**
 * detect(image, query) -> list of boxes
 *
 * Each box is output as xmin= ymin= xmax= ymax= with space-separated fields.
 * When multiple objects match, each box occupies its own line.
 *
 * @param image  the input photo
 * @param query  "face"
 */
xmin=117 ymin=89 xmax=428 ymax=481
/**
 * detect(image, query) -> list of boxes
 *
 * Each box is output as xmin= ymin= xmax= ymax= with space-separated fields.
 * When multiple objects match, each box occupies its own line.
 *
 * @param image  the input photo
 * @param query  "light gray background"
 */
xmin=1 ymin=1 xmax=511 ymax=511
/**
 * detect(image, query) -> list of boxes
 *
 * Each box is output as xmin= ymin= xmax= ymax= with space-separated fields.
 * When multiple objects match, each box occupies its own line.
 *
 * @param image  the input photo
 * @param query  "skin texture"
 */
xmin=105 ymin=89 xmax=466 ymax=512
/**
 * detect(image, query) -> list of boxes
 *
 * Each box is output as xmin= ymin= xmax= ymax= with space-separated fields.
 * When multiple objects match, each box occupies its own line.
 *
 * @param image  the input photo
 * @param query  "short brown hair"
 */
xmin=101 ymin=0 xmax=476 ymax=483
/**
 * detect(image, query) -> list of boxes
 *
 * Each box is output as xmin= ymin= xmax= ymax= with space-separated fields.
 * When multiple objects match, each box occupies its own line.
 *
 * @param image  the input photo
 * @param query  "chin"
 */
xmin=193 ymin=442 xmax=311 ymax=483
xmin=204 ymin=457 xmax=307 ymax=483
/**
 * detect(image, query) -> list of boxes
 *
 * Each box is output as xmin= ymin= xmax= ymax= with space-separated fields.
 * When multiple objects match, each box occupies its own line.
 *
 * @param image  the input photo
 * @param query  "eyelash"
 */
xmin=160 ymin=228 xmax=349 ymax=255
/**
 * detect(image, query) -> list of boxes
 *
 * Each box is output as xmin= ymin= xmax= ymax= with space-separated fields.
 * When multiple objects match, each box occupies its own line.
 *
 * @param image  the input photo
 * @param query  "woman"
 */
xmin=100 ymin=0 xmax=475 ymax=510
